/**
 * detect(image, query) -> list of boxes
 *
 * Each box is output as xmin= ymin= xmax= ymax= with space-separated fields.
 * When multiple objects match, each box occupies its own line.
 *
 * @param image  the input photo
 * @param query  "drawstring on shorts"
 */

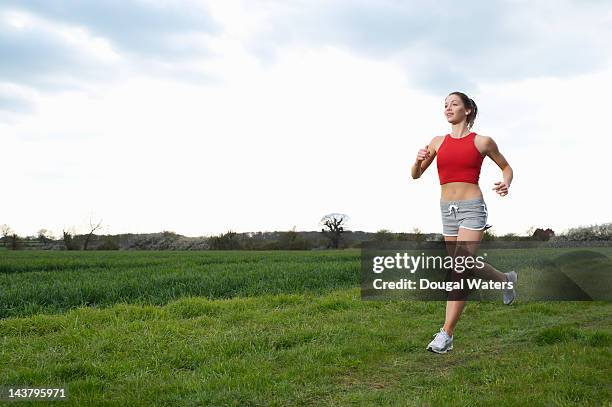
xmin=448 ymin=204 xmax=459 ymax=218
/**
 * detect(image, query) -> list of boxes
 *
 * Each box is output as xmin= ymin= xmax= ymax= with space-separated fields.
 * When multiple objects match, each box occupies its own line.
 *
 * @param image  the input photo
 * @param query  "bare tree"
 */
xmin=1 ymin=224 xmax=13 ymax=248
xmin=37 ymin=228 xmax=54 ymax=244
xmin=320 ymin=213 xmax=349 ymax=249
xmin=412 ymin=227 xmax=425 ymax=243
xmin=83 ymin=218 xmax=103 ymax=250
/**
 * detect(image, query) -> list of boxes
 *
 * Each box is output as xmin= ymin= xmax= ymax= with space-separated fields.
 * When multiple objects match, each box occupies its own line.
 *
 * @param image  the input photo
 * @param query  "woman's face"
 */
xmin=444 ymin=94 xmax=470 ymax=124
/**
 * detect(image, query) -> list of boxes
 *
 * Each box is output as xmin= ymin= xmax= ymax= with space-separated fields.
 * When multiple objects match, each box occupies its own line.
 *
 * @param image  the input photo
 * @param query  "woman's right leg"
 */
xmin=444 ymin=301 xmax=466 ymax=337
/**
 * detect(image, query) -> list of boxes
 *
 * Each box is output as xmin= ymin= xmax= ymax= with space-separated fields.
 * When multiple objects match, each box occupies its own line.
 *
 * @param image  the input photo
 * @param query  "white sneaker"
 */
xmin=503 ymin=271 xmax=517 ymax=305
xmin=426 ymin=328 xmax=453 ymax=354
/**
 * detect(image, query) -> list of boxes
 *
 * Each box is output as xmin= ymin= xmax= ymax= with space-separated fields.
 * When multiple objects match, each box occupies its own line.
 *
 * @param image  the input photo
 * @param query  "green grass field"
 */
xmin=1 ymin=250 xmax=611 ymax=406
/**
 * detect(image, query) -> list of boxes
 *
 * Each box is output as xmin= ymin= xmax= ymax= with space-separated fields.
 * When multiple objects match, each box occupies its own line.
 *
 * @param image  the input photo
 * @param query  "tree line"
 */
xmin=3 ymin=215 xmax=608 ymax=251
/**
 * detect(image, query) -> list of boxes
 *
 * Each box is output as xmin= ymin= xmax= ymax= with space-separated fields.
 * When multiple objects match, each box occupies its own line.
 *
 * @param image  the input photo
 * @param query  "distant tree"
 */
xmin=563 ymin=223 xmax=612 ymax=241
xmin=278 ymin=226 xmax=312 ymax=250
xmin=412 ymin=227 xmax=425 ymax=243
xmin=374 ymin=229 xmax=395 ymax=242
xmin=396 ymin=232 xmax=410 ymax=241
xmin=483 ymin=230 xmax=496 ymax=241
xmin=37 ymin=228 xmax=54 ymax=244
xmin=320 ymin=213 xmax=349 ymax=249
xmin=1 ymin=224 xmax=13 ymax=248
xmin=162 ymin=230 xmax=180 ymax=239
xmin=63 ymin=229 xmax=78 ymax=250
xmin=532 ymin=228 xmax=555 ymax=241
xmin=208 ymin=230 xmax=241 ymax=250
xmin=8 ymin=233 xmax=20 ymax=250
xmin=83 ymin=218 xmax=103 ymax=250
xmin=99 ymin=236 xmax=120 ymax=250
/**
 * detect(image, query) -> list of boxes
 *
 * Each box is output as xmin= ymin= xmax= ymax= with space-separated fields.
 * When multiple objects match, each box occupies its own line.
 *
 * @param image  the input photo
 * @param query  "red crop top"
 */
xmin=436 ymin=132 xmax=485 ymax=185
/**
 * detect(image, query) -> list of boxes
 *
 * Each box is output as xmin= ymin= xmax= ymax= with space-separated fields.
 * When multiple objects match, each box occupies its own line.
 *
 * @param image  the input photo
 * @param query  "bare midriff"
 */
xmin=441 ymin=182 xmax=483 ymax=201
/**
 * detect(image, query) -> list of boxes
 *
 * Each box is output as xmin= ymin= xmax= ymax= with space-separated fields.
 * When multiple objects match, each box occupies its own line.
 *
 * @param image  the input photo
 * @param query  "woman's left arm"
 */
xmin=483 ymin=136 xmax=513 ymax=197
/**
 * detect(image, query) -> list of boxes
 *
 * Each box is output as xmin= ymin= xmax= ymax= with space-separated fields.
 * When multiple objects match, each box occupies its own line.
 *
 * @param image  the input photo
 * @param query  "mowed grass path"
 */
xmin=1 ymin=250 xmax=611 ymax=406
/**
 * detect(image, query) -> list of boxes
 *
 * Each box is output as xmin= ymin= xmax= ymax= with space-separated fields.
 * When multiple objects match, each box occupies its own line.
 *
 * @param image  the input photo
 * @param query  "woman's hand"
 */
xmin=416 ymin=145 xmax=430 ymax=163
xmin=492 ymin=181 xmax=509 ymax=197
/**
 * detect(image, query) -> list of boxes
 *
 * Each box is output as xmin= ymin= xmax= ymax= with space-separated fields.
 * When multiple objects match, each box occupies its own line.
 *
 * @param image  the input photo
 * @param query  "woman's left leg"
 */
xmin=443 ymin=226 xmax=513 ymax=335
xmin=457 ymin=227 xmax=508 ymax=283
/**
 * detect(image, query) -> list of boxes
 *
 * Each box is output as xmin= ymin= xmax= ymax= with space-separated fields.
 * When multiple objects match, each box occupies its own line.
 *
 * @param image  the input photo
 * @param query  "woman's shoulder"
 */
xmin=473 ymin=132 xmax=495 ymax=145
xmin=473 ymin=132 xmax=497 ymax=154
xmin=430 ymin=134 xmax=446 ymax=152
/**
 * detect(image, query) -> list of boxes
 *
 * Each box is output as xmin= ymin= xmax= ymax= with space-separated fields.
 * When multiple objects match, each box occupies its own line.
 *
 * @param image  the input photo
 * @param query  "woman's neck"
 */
xmin=450 ymin=123 xmax=471 ymax=138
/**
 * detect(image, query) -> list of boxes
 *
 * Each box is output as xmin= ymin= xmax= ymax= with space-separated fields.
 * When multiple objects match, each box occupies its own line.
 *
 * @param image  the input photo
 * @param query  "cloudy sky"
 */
xmin=2 ymin=0 xmax=612 ymax=238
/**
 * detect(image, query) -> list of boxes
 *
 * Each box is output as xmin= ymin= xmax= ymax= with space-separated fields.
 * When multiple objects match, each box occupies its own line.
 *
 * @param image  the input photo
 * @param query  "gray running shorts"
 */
xmin=440 ymin=197 xmax=493 ymax=237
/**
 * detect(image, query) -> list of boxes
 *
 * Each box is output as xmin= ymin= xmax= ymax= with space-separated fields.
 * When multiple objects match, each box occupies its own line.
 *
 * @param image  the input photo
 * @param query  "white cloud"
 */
xmin=3 ymin=0 xmax=612 ymax=238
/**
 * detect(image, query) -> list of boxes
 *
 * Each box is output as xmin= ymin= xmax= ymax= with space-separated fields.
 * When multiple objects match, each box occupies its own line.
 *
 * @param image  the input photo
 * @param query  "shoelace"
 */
xmin=432 ymin=329 xmax=451 ymax=342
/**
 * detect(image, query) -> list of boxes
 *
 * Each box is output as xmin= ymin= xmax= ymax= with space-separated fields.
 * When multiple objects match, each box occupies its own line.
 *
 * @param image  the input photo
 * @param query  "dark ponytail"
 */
xmin=449 ymin=91 xmax=478 ymax=130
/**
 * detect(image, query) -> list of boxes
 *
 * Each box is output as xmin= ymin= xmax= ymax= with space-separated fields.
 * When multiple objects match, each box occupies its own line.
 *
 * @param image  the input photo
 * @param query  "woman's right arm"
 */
xmin=411 ymin=137 xmax=438 ymax=179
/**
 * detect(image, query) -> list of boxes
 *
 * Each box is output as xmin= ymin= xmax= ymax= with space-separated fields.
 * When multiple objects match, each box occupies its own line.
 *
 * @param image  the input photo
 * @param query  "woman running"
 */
xmin=411 ymin=91 xmax=516 ymax=354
